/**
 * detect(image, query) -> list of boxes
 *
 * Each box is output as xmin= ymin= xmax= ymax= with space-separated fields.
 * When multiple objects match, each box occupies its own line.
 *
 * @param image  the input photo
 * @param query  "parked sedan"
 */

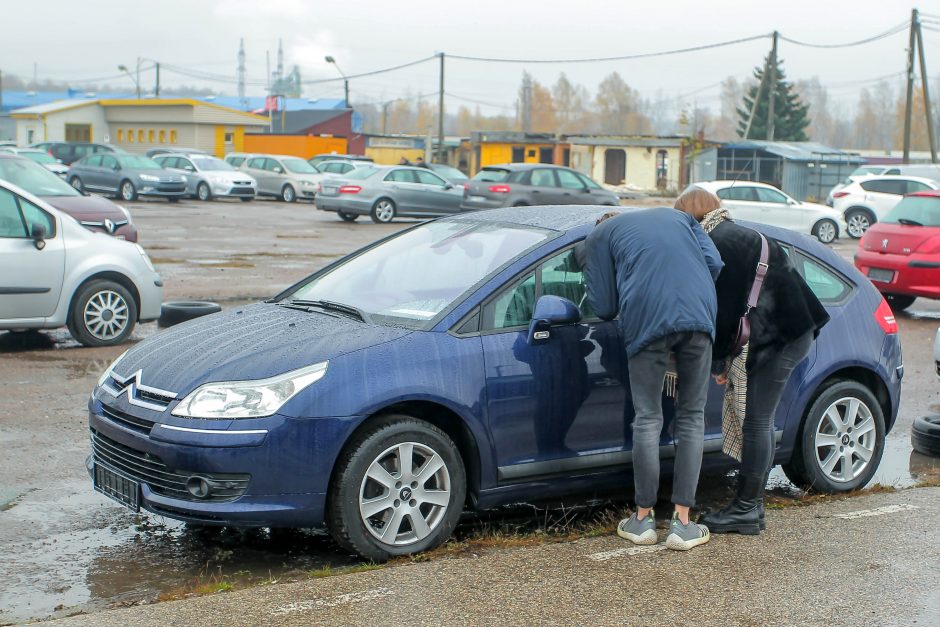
xmin=695 ymin=180 xmax=845 ymax=244
xmin=29 ymin=141 xmax=121 ymax=165
xmin=315 ymin=160 xmax=373 ymax=176
xmin=68 ymin=154 xmax=187 ymax=202
xmin=0 ymin=178 xmax=161 ymax=346
xmin=461 ymin=164 xmax=619 ymax=211
xmin=0 ymin=155 xmax=137 ymax=241
xmin=316 ymin=165 xmax=464 ymax=222
xmin=240 ymin=154 xmax=321 ymax=202
xmin=0 ymin=147 xmax=69 ymax=177
xmin=854 ymin=190 xmax=940 ymax=310
xmin=86 ymin=206 xmax=900 ymax=561
xmin=833 ymin=175 xmax=940 ymax=238
xmin=153 ymin=153 xmax=256 ymax=201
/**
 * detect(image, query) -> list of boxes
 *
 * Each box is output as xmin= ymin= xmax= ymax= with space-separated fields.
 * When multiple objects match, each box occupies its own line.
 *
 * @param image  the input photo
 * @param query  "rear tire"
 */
xmin=845 ymin=208 xmax=874 ymax=239
xmin=157 ymin=300 xmax=222 ymax=328
xmin=67 ymin=280 xmax=138 ymax=347
xmin=338 ymin=211 xmax=359 ymax=222
xmin=327 ymin=415 xmax=466 ymax=561
xmin=69 ymin=176 xmax=84 ymax=192
xmin=884 ymin=294 xmax=915 ymax=311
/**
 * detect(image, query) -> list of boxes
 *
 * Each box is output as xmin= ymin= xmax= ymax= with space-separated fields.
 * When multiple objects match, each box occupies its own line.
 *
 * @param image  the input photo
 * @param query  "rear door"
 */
xmin=383 ymin=169 xmax=422 ymax=212
xmin=98 ymin=155 xmax=120 ymax=193
xmin=0 ymin=188 xmax=65 ymax=320
xmin=245 ymin=157 xmax=270 ymax=194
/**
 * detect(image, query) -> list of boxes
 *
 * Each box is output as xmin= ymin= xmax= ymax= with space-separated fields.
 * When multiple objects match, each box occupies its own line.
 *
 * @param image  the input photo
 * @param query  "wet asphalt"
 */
xmin=1 ymin=197 xmax=939 ymax=624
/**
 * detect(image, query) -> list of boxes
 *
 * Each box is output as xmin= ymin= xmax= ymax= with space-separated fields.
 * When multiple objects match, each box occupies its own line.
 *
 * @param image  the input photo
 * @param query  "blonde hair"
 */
xmin=675 ymin=187 xmax=721 ymax=221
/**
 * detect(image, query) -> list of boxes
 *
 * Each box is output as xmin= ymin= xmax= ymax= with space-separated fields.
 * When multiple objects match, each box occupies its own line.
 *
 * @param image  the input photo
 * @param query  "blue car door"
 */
xmin=481 ymin=246 xmax=633 ymax=479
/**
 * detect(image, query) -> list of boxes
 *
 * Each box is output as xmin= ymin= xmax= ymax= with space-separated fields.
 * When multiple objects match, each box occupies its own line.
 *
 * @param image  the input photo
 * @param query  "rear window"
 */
xmin=345 ymin=165 xmax=380 ymax=180
xmin=795 ymin=254 xmax=850 ymax=303
xmin=474 ymin=168 xmax=511 ymax=183
xmin=860 ymin=179 xmax=905 ymax=195
xmin=882 ymin=196 xmax=940 ymax=227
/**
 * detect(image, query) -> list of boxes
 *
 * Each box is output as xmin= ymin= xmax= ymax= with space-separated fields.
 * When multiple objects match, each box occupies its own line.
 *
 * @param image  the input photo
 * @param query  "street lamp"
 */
xmin=117 ymin=63 xmax=141 ymax=99
xmin=324 ymin=55 xmax=350 ymax=108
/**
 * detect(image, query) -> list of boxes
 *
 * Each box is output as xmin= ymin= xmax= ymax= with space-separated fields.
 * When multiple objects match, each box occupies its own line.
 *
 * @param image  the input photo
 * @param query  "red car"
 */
xmin=854 ymin=189 xmax=940 ymax=310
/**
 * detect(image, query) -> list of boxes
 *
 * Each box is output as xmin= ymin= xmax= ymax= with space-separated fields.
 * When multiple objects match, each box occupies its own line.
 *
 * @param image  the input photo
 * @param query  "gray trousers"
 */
xmin=627 ymin=331 xmax=712 ymax=508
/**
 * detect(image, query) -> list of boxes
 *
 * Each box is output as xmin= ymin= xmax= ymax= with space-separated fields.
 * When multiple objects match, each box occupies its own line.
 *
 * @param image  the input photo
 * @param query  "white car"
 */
xmin=0 ymin=146 xmax=70 ymax=178
xmin=0 ymin=179 xmax=162 ymax=346
xmin=832 ymin=175 xmax=940 ymax=238
xmin=694 ymin=180 xmax=846 ymax=243
xmin=153 ymin=153 xmax=257 ymax=201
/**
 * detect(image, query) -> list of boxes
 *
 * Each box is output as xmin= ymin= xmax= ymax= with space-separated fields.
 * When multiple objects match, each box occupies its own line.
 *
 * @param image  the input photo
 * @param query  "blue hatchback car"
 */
xmin=87 ymin=206 xmax=902 ymax=561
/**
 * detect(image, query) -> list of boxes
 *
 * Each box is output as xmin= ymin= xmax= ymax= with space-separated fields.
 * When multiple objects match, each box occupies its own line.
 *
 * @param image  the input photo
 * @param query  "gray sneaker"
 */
xmin=665 ymin=512 xmax=710 ymax=551
xmin=616 ymin=510 xmax=658 ymax=545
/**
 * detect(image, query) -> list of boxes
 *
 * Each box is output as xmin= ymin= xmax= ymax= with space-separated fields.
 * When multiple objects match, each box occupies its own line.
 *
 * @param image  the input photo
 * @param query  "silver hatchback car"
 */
xmin=238 ymin=154 xmax=323 ymax=202
xmin=0 ymin=179 xmax=162 ymax=346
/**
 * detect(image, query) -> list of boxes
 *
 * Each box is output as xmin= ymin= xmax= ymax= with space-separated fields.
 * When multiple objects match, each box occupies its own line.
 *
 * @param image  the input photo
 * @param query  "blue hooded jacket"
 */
xmin=582 ymin=207 xmax=723 ymax=357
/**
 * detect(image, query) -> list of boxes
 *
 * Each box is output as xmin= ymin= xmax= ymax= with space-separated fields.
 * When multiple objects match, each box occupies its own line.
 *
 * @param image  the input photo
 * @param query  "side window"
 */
xmin=415 ymin=170 xmax=447 ymax=186
xmin=339 ymin=163 xmax=353 ymax=174
xmin=557 ymin=169 xmax=585 ymax=190
xmin=158 ymin=157 xmax=175 ymax=168
xmin=385 ymin=169 xmax=416 ymax=183
xmin=539 ymin=249 xmax=594 ymax=318
xmin=85 ymin=155 xmax=103 ymax=167
xmin=323 ymin=163 xmax=342 ymax=173
xmin=884 ymin=168 xmax=900 ymax=175
xmin=578 ymin=174 xmax=602 ymax=190
xmin=718 ymin=187 xmax=757 ymax=201
xmin=247 ymin=157 xmax=265 ymax=169
xmin=796 ymin=254 xmax=850 ymax=302
xmin=230 ymin=156 xmax=245 ymax=167
xmin=756 ymin=188 xmax=787 ymax=204
xmin=100 ymin=156 xmax=117 ymax=170
xmin=861 ymin=180 xmax=903 ymax=195
xmin=18 ymin=197 xmax=55 ymax=238
xmin=906 ymin=180 xmax=930 ymax=194
xmin=484 ymin=272 xmax=537 ymax=330
xmin=179 ymin=159 xmax=195 ymax=171
xmin=0 ymin=188 xmax=27 ymax=238
xmin=530 ymin=168 xmax=557 ymax=187
xmin=266 ymin=159 xmax=281 ymax=172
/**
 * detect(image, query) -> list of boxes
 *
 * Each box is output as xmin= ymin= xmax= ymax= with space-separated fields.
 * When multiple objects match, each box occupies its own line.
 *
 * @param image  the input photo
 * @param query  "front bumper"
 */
xmin=855 ymin=250 xmax=940 ymax=299
xmin=87 ymin=395 xmax=360 ymax=527
xmin=139 ymin=183 xmax=187 ymax=198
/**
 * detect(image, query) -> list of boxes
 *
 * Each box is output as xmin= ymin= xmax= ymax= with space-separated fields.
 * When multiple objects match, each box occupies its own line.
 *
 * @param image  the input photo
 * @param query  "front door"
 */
xmin=556 ymin=169 xmax=594 ymax=204
xmin=604 ymin=149 xmax=626 ymax=185
xmin=245 ymin=157 xmax=270 ymax=194
xmin=0 ymin=189 xmax=64 ymax=320
xmin=719 ymin=186 xmax=764 ymax=222
xmin=754 ymin=186 xmax=798 ymax=230
xmin=413 ymin=169 xmax=462 ymax=214
xmin=527 ymin=168 xmax=563 ymax=205
xmin=482 ymin=247 xmax=631 ymax=475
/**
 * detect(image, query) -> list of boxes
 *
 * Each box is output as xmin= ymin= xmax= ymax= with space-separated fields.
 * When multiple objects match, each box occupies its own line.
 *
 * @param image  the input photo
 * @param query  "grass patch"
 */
xmin=309 ymin=563 xmax=383 ymax=578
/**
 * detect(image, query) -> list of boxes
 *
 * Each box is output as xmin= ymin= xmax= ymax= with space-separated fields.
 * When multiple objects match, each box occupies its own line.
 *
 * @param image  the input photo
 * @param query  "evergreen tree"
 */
xmin=736 ymin=55 xmax=810 ymax=141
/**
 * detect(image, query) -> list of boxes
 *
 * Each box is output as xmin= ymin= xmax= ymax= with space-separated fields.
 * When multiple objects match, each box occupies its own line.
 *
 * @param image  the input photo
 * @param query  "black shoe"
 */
xmin=699 ymin=474 xmax=764 ymax=535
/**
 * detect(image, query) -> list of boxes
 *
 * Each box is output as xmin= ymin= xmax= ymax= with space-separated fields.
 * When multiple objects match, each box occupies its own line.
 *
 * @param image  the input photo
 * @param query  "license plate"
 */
xmin=468 ymin=195 xmax=486 ymax=202
xmin=322 ymin=186 xmax=337 ymax=194
xmin=94 ymin=463 xmax=140 ymax=511
xmin=867 ymin=268 xmax=894 ymax=283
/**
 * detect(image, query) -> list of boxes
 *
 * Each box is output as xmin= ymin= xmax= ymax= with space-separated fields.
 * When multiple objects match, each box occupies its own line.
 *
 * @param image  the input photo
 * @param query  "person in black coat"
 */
xmin=675 ymin=188 xmax=830 ymax=535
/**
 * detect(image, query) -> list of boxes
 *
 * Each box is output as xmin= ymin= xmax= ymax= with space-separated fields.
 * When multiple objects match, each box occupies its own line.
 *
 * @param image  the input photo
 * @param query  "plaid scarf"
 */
xmin=701 ymin=208 xmax=747 ymax=461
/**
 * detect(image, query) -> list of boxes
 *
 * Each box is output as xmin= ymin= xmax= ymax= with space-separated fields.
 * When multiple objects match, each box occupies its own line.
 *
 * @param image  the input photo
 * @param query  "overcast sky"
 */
xmin=2 ymin=0 xmax=937 ymax=116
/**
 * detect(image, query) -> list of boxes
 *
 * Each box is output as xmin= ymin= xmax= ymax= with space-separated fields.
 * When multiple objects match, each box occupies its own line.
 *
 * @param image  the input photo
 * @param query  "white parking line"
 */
xmin=270 ymin=587 xmax=394 ymax=616
xmin=587 ymin=544 xmax=668 ymax=562
xmin=832 ymin=503 xmax=920 ymax=520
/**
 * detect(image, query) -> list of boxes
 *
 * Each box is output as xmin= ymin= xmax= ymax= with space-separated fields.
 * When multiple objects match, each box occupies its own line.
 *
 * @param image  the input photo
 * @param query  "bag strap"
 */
xmin=746 ymin=234 xmax=769 ymax=314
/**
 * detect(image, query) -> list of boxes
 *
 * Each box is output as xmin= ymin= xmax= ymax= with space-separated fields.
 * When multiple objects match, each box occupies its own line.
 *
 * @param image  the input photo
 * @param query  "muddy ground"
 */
xmin=1 ymin=197 xmax=939 ymax=623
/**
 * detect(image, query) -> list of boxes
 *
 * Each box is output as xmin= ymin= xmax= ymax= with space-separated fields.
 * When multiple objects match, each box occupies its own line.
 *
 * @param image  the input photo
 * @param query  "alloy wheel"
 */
xmin=846 ymin=212 xmax=870 ymax=238
xmin=816 ymin=221 xmax=836 ymax=244
xmin=374 ymin=200 xmax=395 ymax=223
xmin=358 ymin=441 xmax=451 ymax=546
xmin=813 ymin=396 xmax=877 ymax=483
xmin=121 ymin=182 xmax=136 ymax=202
xmin=83 ymin=290 xmax=130 ymax=341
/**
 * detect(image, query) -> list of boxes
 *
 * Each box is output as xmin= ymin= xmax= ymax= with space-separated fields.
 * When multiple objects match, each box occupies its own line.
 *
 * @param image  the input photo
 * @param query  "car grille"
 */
xmin=101 ymin=403 xmax=155 ymax=434
xmin=233 ymin=180 xmax=254 ymax=186
xmin=90 ymin=429 xmax=250 ymax=502
xmin=156 ymin=183 xmax=186 ymax=192
xmin=230 ymin=186 xmax=255 ymax=195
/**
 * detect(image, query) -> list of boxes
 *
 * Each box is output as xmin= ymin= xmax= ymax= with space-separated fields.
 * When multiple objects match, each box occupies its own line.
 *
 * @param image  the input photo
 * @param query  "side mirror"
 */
xmin=185 ymin=166 xmax=195 ymax=172
xmin=30 ymin=223 xmax=47 ymax=250
xmin=273 ymin=166 xmax=283 ymax=174
xmin=113 ymin=164 xmax=121 ymax=171
xmin=444 ymin=183 xmax=454 ymax=190
xmin=527 ymin=295 xmax=582 ymax=345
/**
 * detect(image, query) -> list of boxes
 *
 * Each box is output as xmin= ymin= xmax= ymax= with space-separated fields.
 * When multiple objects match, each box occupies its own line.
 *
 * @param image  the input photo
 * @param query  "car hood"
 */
xmin=203 ymin=170 xmax=255 ymax=183
xmin=42 ymin=193 xmax=128 ymax=220
xmin=137 ymin=168 xmax=184 ymax=180
xmin=114 ymin=302 xmax=412 ymax=395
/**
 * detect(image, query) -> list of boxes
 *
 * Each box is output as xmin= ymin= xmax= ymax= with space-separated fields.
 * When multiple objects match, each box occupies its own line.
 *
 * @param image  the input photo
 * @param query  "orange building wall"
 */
xmin=242 ymin=134 xmax=348 ymax=158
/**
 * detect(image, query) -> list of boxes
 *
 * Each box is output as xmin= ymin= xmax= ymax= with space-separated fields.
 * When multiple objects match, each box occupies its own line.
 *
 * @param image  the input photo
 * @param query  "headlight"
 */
xmin=171 ymin=361 xmax=328 ymax=419
xmin=135 ymin=244 xmax=156 ymax=272
xmin=139 ymin=174 xmax=159 ymax=182
xmin=97 ymin=350 xmax=129 ymax=388
xmin=302 ymin=180 xmax=315 ymax=187
xmin=180 ymin=175 xmax=188 ymax=183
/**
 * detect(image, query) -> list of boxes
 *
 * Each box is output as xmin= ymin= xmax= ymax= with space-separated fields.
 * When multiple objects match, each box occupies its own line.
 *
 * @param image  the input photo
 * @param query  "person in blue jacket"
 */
xmin=581 ymin=207 xmax=723 ymax=551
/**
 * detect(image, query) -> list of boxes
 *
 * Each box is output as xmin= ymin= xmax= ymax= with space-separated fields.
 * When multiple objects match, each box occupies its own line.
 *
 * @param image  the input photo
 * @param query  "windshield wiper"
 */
xmin=897 ymin=218 xmax=923 ymax=226
xmin=288 ymin=299 xmax=368 ymax=322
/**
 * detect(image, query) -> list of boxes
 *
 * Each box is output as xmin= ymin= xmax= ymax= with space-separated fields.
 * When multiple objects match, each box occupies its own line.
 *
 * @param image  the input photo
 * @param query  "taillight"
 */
xmin=489 ymin=184 xmax=511 ymax=193
xmin=338 ymin=185 xmax=361 ymax=194
xmin=462 ymin=183 xmax=470 ymax=192
xmin=833 ymin=191 xmax=849 ymax=199
xmin=874 ymin=298 xmax=898 ymax=334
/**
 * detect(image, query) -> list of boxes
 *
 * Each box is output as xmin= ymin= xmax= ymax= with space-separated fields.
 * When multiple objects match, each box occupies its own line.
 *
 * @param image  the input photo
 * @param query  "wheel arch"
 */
xmin=68 ymin=271 xmax=142 ymax=323
xmin=844 ymin=205 xmax=877 ymax=222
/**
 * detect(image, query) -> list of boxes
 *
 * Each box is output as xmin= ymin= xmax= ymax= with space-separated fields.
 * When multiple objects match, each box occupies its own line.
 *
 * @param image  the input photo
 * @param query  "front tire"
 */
xmin=884 ymin=293 xmax=915 ymax=311
xmin=338 ymin=211 xmax=359 ymax=222
xmin=327 ymin=415 xmax=466 ymax=561
xmin=282 ymin=185 xmax=296 ymax=203
xmin=196 ymin=182 xmax=212 ymax=201
xmin=845 ymin=208 xmax=873 ymax=239
xmin=813 ymin=219 xmax=837 ymax=244
xmin=120 ymin=180 xmax=138 ymax=202
xmin=371 ymin=198 xmax=396 ymax=223
xmin=66 ymin=280 xmax=138 ymax=347
xmin=69 ymin=176 xmax=84 ymax=192
xmin=782 ymin=380 xmax=885 ymax=493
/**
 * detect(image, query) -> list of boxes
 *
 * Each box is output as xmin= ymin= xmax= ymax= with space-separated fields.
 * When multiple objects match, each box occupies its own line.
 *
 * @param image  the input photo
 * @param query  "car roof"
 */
xmin=853 ymin=174 xmax=939 ymax=184
xmin=694 ymin=180 xmax=781 ymax=191
xmin=442 ymin=205 xmax=628 ymax=233
xmin=481 ymin=163 xmax=568 ymax=171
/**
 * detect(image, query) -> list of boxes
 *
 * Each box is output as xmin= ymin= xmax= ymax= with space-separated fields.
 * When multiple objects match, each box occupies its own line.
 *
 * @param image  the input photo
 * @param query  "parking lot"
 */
xmin=2 ymin=197 xmax=940 ymax=623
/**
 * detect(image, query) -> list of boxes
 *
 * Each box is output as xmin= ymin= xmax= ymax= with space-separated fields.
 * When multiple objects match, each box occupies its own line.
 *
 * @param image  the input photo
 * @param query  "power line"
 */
xmin=779 ymin=22 xmax=908 ymax=48
xmin=301 ymin=56 xmax=437 ymax=85
xmin=448 ymin=33 xmax=770 ymax=64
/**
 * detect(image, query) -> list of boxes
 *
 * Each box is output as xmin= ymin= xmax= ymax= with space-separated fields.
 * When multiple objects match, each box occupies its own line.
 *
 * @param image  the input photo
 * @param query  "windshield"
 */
xmin=287 ymin=220 xmax=553 ymax=326
xmin=882 ymin=196 xmax=940 ymax=226
xmin=193 ymin=157 xmax=234 ymax=171
xmin=474 ymin=168 xmax=511 ymax=182
xmin=283 ymin=158 xmax=318 ymax=174
xmin=21 ymin=151 xmax=57 ymax=165
xmin=118 ymin=155 xmax=163 ymax=169
xmin=431 ymin=164 xmax=469 ymax=182
xmin=0 ymin=158 xmax=79 ymax=196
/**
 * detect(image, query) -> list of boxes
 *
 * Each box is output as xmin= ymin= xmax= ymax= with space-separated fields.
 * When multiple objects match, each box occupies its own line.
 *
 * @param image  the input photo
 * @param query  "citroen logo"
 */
xmin=105 ymin=369 xmax=177 ymax=411
xmin=882 ymin=239 xmax=889 ymax=249
xmin=104 ymin=218 xmax=116 ymax=233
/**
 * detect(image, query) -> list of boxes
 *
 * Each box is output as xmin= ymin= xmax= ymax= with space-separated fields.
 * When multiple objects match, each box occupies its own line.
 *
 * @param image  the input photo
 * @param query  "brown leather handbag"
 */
xmin=730 ymin=233 xmax=769 ymax=357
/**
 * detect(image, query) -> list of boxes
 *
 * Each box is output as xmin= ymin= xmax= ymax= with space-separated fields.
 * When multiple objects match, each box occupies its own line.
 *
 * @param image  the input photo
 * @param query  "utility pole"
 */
xmin=154 ymin=63 xmax=160 ymax=98
xmin=521 ymin=73 xmax=533 ymax=134
xmin=437 ymin=52 xmax=445 ymax=163
xmin=766 ymin=31 xmax=778 ymax=141
xmin=344 ymin=79 xmax=350 ymax=108
xmin=238 ymin=39 xmax=247 ymax=110
xmin=915 ymin=13 xmax=938 ymax=163
xmin=743 ymin=53 xmax=770 ymax=139
xmin=382 ymin=100 xmax=392 ymax=135
xmin=903 ymin=8 xmax=917 ymax=163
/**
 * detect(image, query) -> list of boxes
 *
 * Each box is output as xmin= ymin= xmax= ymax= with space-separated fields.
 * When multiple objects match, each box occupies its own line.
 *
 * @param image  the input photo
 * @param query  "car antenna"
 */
xmin=728 ymin=158 xmax=754 ymax=190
